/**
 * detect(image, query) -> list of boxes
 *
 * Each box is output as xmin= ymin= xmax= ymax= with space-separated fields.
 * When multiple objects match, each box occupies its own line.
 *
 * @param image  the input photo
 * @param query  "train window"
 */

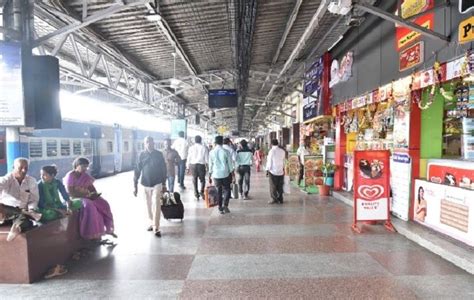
xmin=29 ymin=139 xmax=43 ymax=158
xmin=83 ymin=140 xmax=92 ymax=155
xmin=60 ymin=140 xmax=71 ymax=156
xmin=73 ymin=140 xmax=81 ymax=155
xmin=124 ymin=141 xmax=129 ymax=152
xmin=107 ymin=141 xmax=113 ymax=153
xmin=46 ymin=140 xmax=58 ymax=157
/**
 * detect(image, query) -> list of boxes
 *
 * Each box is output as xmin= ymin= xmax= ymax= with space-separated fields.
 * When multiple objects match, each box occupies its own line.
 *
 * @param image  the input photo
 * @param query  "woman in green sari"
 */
xmin=37 ymin=165 xmax=80 ymax=222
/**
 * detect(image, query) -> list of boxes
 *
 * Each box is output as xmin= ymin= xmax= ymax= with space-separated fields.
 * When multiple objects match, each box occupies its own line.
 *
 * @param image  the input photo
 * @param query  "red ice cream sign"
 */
xmin=353 ymin=150 xmax=391 ymax=222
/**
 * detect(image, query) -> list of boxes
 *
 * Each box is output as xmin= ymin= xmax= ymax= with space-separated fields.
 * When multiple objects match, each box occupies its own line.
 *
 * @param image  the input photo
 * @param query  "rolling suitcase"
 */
xmin=161 ymin=192 xmax=184 ymax=221
xmin=204 ymin=185 xmax=219 ymax=208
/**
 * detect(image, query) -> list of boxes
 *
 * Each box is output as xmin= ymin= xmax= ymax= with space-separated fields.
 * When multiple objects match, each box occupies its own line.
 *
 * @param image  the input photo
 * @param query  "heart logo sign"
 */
xmin=358 ymin=185 xmax=384 ymax=200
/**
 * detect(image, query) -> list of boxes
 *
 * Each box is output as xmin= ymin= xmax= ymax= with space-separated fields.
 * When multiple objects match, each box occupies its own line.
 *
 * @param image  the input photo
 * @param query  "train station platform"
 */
xmin=0 ymin=170 xmax=473 ymax=298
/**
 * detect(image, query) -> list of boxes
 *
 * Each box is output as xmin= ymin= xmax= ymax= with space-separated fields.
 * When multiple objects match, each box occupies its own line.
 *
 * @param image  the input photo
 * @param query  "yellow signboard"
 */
xmin=459 ymin=16 xmax=474 ymax=44
xmin=401 ymin=0 xmax=431 ymax=19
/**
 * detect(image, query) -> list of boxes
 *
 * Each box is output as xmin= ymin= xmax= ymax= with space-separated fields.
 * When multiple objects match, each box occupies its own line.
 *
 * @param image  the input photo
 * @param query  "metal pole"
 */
xmin=5 ymin=0 xmax=33 ymax=172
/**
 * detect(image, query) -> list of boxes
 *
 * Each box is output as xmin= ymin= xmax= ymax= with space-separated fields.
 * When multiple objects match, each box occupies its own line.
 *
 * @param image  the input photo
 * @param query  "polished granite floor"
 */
xmin=0 ymin=170 xmax=473 ymax=299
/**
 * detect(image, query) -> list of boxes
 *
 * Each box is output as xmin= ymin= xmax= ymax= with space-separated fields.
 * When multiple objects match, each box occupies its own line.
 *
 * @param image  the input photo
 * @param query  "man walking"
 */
xmin=186 ymin=135 xmax=208 ymax=201
xmin=172 ymin=131 xmax=188 ymax=190
xmin=209 ymin=136 xmax=234 ymax=214
xmin=163 ymin=138 xmax=181 ymax=193
xmin=133 ymin=136 xmax=167 ymax=237
xmin=235 ymin=139 xmax=253 ymax=199
xmin=266 ymin=139 xmax=286 ymax=204
xmin=0 ymin=158 xmax=41 ymax=241
xmin=296 ymin=142 xmax=309 ymax=186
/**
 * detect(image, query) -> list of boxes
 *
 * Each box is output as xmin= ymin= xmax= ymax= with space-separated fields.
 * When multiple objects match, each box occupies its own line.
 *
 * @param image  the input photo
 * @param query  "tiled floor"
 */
xmin=0 ymin=170 xmax=473 ymax=299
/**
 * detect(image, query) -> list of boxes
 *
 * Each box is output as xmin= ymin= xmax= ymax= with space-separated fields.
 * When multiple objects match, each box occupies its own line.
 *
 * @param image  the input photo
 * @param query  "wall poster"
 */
xmin=414 ymin=179 xmax=474 ymax=247
xmin=390 ymin=153 xmax=412 ymax=221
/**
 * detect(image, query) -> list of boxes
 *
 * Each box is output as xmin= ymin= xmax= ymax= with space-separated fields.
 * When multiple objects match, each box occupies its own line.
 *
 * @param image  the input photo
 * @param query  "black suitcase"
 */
xmin=161 ymin=192 xmax=184 ymax=221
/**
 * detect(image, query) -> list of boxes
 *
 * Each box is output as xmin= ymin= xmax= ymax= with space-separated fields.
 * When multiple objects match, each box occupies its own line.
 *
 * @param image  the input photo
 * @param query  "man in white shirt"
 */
xmin=266 ymin=139 xmax=286 ymax=204
xmin=296 ymin=142 xmax=310 ymax=186
xmin=172 ymin=131 xmax=189 ymax=190
xmin=0 ymin=158 xmax=41 ymax=241
xmin=186 ymin=135 xmax=209 ymax=200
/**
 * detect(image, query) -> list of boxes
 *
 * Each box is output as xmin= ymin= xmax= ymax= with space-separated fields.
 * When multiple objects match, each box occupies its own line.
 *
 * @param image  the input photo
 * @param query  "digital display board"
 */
xmin=208 ymin=89 xmax=238 ymax=108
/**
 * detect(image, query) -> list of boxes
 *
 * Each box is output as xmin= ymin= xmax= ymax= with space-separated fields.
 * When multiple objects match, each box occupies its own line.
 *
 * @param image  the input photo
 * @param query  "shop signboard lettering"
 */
xmin=303 ymin=57 xmax=324 ymax=121
xmin=0 ymin=42 xmax=25 ymax=126
xmin=399 ymin=41 xmax=424 ymax=72
xmin=353 ymin=150 xmax=391 ymax=222
xmin=396 ymin=0 xmax=434 ymax=51
xmin=390 ymin=153 xmax=412 ymax=221
xmin=459 ymin=0 xmax=474 ymax=14
xmin=329 ymin=51 xmax=353 ymax=88
xmin=459 ymin=16 xmax=474 ymax=44
xmin=414 ymin=180 xmax=474 ymax=247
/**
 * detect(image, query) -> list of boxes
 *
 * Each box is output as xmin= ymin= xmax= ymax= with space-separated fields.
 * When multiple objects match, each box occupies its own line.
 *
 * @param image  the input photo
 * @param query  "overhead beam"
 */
xmin=33 ymin=0 xmax=149 ymax=47
xmin=260 ymin=0 xmax=303 ymax=93
xmin=353 ymin=2 xmax=450 ymax=42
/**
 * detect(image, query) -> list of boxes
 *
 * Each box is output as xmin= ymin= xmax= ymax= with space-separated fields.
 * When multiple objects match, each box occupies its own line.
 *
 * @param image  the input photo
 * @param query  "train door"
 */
xmin=113 ymin=124 xmax=123 ymax=173
xmin=90 ymin=126 xmax=102 ymax=177
xmin=131 ymin=129 xmax=138 ymax=167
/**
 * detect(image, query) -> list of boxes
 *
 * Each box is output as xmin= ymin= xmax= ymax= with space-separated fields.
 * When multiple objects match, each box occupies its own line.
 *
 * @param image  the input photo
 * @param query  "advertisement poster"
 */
xmin=396 ymin=1 xmax=434 ymax=50
xmin=0 ymin=42 xmax=25 ymax=126
xmin=329 ymin=51 xmax=354 ymax=88
xmin=427 ymin=160 xmax=474 ymax=189
xmin=287 ymin=154 xmax=300 ymax=182
xmin=390 ymin=153 xmax=412 ymax=220
xmin=399 ymin=41 xmax=424 ymax=72
xmin=414 ymin=180 xmax=474 ymax=246
xmin=353 ymin=150 xmax=391 ymax=221
xmin=393 ymin=94 xmax=411 ymax=150
xmin=303 ymin=155 xmax=324 ymax=193
xmin=303 ymin=58 xmax=324 ymax=121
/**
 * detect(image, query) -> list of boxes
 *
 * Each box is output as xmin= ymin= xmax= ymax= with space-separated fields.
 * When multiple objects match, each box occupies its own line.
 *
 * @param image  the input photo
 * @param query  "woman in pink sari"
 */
xmin=64 ymin=157 xmax=116 ymax=240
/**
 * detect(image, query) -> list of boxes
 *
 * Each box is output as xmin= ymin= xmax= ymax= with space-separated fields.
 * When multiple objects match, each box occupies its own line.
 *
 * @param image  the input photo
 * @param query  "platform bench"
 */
xmin=0 ymin=212 xmax=85 ymax=283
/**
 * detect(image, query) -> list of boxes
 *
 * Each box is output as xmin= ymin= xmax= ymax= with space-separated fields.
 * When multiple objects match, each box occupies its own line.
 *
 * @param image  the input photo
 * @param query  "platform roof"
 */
xmin=29 ymin=0 xmax=376 ymax=135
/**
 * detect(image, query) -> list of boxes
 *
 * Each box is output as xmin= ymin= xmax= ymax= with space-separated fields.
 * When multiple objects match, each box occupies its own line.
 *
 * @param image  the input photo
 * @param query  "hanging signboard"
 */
xmin=414 ymin=180 xmax=474 ymax=247
xmin=353 ymin=150 xmax=394 ymax=232
xmin=303 ymin=57 xmax=324 ymax=121
xmin=0 ymin=42 xmax=25 ymax=126
xmin=458 ymin=16 xmax=474 ymax=44
xmin=399 ymin=41 xmax=424 ymax=72
xmin=396 ymin=0 xmax=434 ymax=51
xmin=459 ymin=0 xmax=474 ymax=14
xmin=329 ymin=51 xmax=353 ymax=88
xmin=390 ymin=153 xmax=412 ymax=221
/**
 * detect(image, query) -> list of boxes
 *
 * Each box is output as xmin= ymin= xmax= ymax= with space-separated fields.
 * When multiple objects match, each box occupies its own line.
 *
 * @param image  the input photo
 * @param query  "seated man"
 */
xmin=0 ymin=158 xmax=41 ymax=241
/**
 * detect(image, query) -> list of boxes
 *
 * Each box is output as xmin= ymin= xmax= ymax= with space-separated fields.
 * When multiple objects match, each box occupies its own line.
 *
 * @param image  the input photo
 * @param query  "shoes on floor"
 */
xmin=154 ymin=231 xmax=161 ymax=237
xmin=180 ymin=185 xmax=186 ymax=190
xmin=224 ymin=207 xmax=230 ymax=213
xmin=243 ymin=193 xmax=248 ymax=200
xmin=6 ymin=223 xmax=21 ymax=242
xmin=147 ymin=226 xmax=153 ymax=232
xmin=219 ymin=208 xmax=225 ymax=214
xmin=268 ymin=200 xmax=277 ymax=204
xmin=239 ymin=194 xmax=244 ymax=200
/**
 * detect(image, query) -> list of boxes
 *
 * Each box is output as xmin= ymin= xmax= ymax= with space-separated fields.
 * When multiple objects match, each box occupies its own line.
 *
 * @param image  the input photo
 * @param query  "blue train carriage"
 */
xmin=20 ymin=120 xmax=96 ymax=180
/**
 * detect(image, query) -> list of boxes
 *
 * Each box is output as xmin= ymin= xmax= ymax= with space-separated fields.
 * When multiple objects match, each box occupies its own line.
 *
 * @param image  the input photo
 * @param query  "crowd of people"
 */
xmin=0 ymin=157 xmax=115 ymax=242
xmin=0 ymin=131 xmax=287 ymax=242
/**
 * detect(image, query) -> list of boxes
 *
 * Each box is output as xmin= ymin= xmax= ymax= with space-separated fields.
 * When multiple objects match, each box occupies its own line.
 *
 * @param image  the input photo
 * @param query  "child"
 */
xmin=38 ymin=165 xmax=78 ymax=222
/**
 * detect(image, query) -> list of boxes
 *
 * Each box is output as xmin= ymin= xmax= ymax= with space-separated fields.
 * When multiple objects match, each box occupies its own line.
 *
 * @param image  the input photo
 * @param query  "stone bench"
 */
xmin=0 ymin=212 xmax=85 ymax=283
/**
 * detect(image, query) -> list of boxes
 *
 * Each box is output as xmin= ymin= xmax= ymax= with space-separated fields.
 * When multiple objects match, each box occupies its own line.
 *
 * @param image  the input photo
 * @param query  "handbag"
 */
xmin=232 ymin=183 xmax=239 ymax=199
xmin=283 ymin=175 xmax=291 ymax=194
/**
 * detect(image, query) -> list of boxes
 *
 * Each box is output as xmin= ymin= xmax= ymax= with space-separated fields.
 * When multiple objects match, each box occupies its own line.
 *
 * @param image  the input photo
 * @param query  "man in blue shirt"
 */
xmin=209 ymin=136 xmax=234 ymax=214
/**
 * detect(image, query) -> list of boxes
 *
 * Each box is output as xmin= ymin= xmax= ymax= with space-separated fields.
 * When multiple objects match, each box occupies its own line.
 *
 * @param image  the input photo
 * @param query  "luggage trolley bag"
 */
xmin=161 ymin=192 xmax=184 ymax=221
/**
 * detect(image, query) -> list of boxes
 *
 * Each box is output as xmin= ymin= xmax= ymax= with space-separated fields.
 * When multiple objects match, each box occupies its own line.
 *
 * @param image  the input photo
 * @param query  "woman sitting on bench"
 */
xmin=38 ymin=165 xmax=77 ymax=222
xmin=63 ymin=157 xmax=116 ymax=241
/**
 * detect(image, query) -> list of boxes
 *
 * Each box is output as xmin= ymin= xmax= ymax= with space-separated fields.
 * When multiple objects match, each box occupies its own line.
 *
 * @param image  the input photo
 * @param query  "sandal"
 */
xmin=44 ymin=264 xmax=68 ymax=279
